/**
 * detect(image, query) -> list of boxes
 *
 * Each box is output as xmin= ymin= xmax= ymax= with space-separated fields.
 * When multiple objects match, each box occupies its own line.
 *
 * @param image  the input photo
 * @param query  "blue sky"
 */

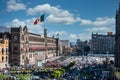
xmin=0 ymin=0 xmax=119 ymax=42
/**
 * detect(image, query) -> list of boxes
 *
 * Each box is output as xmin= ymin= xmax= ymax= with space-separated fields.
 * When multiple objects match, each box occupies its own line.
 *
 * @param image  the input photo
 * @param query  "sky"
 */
xmin=0 ymin=0 xmax=119 ymax=42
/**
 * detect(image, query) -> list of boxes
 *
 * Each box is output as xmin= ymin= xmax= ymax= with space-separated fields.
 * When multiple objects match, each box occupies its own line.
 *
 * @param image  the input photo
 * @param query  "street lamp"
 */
xmin=44 ymin=28 xmax=47 ymax=68
xmin=106 ymin=51 xmax=109 ymax=69
xmin=106 ymin=51 xmax=109 ymax=60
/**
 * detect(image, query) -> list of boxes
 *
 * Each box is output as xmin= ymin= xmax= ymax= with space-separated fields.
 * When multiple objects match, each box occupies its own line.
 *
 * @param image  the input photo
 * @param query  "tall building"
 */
xmin=76 ymin=39 xmax=88 ymax=54
xmin=91 ymin=32 xmax=115 ymax=54
xmin=115 ymin=4 xmax=120 ymax=67
xmin=9 ymin=26 xmax=56 ymax=66
xmin=61 ymin=40 xmax=72 ymax=53
xmin=61 ymin=40 xmax=70 ymax=48
xmin=0 ymin=38 xmax=9 ymax=68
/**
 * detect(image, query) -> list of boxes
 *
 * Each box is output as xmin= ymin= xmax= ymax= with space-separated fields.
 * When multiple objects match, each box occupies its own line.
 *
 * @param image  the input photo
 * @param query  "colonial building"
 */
xmin=9 ymin=26 xmax=56 ymax=66
xmin=0 ymin=38 xmax=9 ymax=68
xmin=115 ymin=4 xmax=120 ymax=67
xmin=91 ymin=32 xmax=115 ymax=54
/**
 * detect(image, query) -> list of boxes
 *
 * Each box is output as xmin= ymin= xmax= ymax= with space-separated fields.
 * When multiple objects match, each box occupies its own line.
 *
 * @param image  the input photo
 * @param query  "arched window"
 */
xmin=2 ymin=56 xmax=4 ymax=62
xmin=22 ymin=35 xmax=24 ymax=40
xmin=2 ymin=48 xmax=4 ymax=55
xmin=6 ymin=48 xmax=8 ymax=54
xmin=6 ymin=56 xmax=7 ymax=61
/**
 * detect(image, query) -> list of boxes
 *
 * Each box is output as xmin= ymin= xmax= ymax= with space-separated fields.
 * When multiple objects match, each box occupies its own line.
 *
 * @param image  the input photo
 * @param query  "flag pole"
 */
xmin=43 ymin=12 xmax=45 ymax=29
xmin=43 ymin=12 xmax=47 ymax=68
xmin=34 ymin=13 xmax=47 ymax=68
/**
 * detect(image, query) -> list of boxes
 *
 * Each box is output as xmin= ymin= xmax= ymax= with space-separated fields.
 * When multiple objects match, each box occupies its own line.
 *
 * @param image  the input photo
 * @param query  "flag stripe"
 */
xmin=34 ymin=18 xmax=40 ymax=25
xmin=40 ymin=14 xmax=44 ymax=22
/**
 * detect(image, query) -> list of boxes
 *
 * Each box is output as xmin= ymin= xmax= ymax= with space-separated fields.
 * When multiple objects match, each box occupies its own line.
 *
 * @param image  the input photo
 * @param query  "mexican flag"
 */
xmin=34 ymin=14 xmax=44 ymax=25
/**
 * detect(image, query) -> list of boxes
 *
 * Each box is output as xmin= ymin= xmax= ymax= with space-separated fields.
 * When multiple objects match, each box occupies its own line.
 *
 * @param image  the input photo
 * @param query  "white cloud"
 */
xmin=86 ymin=27 xmax=113 ymax=33
xmin=69 ymin=34 xmax=77 ymax=40
xmin=79 ymin=17 xmax=115 ymax=27
xmin=78 ymin=34 xmax=91 ymax=41
xmin=47 ymin=14 xmax=76 ymax=24
xmin=27 ymin=4 xmax=79 ymax=24
xmin=7 ymin=0 xmax=26 ymax=12
xmin=93 ymin=17 xmax=115 ymax=27
xmin=48 ymin=31 xmax=67 ymax=37
xmin=79 ymin=18 xmax=92 ymax=25
xmin=6 ymin=18 xmax=44 ymax=34
xmin=69 ymin=33 xmax=90 ymax=41
xmin=27 ymin=4 xmax=70 ymax=16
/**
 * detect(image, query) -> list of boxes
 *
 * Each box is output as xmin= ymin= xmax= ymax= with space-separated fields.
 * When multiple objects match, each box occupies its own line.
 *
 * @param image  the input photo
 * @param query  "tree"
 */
xmin=110 ymin=60 xmax=114 ymax=65
xmin=76 ymin=48 xmax=82 ymax=55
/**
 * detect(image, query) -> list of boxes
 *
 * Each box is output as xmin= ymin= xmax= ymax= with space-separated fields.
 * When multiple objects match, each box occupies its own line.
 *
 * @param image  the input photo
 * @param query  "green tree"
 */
xmin=110 ymin=60 xmax=114 ymax=65
xmin=50 ymin=73 xmax=57 ymax=79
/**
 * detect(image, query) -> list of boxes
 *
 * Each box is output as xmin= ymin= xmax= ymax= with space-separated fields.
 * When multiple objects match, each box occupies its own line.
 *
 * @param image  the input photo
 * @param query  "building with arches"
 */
xmin=9 ymin=26 xmax=57 ymax=66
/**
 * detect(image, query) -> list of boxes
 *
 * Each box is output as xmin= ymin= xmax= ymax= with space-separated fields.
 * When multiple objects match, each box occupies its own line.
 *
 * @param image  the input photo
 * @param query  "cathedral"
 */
xmin=115 ymin=4 xmax=120 ymax=67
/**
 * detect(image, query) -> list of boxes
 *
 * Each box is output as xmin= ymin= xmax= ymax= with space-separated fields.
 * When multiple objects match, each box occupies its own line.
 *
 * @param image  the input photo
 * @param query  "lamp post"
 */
xmin=106 ymin=51 xmax=109 ymax=60
xmin=106 ymin=51 xmax=109 ymax=69
xmin=44 ymin=28 xmax=47 ymax=68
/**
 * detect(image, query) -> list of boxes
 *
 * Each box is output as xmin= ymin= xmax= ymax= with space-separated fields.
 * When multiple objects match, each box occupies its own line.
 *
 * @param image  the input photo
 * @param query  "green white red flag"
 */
xmin=34 ymin=14 xmax=44 ymax=25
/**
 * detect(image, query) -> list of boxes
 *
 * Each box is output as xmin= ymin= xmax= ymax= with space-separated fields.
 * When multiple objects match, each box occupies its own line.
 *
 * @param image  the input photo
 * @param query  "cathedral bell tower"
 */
xmin=10 ymin=27 xmax=21 ymax=66
xmin=115 ymin=3 xmax=120 ymax=67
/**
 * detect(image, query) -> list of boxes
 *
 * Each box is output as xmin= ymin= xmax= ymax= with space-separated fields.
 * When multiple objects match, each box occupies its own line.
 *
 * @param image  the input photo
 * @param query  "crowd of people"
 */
xmin=0 ymin=53 xmax=114 ymax=80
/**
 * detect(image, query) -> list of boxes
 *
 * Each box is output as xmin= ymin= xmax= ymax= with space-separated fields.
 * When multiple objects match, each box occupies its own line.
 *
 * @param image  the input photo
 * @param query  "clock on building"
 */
xmin=13 ymin=35 xmax=18 ymax=40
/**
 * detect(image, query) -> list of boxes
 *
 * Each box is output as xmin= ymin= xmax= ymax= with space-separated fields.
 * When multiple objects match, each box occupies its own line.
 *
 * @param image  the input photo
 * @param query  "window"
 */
xmin=26 ymin=37 xmax=27 ymax=41
xmin=22 ymin=55 xmax=25 ymax=59
xmin=22 ymin=35 xmax=24 ymax=40
xmin=2 ymin=56 xmax=4 ymax=62
xmin=6 ymin=48 xmax=8 ymax=54
xmin=6 ymin=56 xmax=7 ymax=61
xmin=29 ymin=54 xmax=32 ymax=58
xmin=2 ymin=48 xmax=4 ymax=55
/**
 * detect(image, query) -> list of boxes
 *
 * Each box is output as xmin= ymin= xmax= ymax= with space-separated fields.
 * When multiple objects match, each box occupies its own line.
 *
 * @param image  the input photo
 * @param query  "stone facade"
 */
xmin=9 ymin=26 xmax=56 ymax=66
xmin=91 ymin=32 xmax=115 ymax=54
xmin=0 ymin=38 xmax=9 ymax=68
